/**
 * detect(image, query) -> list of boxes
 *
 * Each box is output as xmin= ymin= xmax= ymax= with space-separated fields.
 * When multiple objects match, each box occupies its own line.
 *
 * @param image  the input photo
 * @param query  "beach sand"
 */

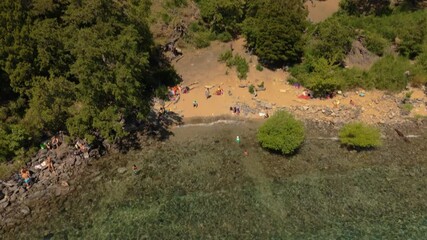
xmin=305 ymin=0 xmax=341 ymax=23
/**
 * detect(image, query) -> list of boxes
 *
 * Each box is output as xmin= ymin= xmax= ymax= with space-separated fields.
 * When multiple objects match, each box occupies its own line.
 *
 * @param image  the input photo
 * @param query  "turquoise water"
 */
xmin=6 ymin=120 xmax=427 ymax=239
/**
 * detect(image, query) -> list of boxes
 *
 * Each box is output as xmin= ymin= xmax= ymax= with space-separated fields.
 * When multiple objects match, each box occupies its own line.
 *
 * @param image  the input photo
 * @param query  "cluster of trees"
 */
xmin=0 ymin=0 xmax=179 ymax=162
xmin=195 ymin=0 xmax=308 ymax=66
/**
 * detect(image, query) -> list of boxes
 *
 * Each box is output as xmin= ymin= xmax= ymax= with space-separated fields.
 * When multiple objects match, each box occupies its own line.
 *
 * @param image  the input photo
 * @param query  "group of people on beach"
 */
xmin=230 ymin=106 xmax=241 ymax=115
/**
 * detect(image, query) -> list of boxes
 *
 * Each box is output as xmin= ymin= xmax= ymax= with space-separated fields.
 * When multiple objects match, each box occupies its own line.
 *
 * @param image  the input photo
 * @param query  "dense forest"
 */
xmin=1 ymin=0 xmax=427 ymax=169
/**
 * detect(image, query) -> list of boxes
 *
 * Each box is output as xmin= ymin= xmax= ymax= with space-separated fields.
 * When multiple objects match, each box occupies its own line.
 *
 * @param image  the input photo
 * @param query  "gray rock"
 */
xmin=65 ymin=156 xmax=76 ymax=166
xmin=3 ymin=181 xmax=16 ymax=188
xmin=0 ymin=199 xmax=9 ymax=210
xmin=117 ymin=167 xmax=127 ymax=174
xmin=75 ymin=157 xmax=82 ymax=166
xmin=20 ymin=205 xmax=31 ymax=215
xmin=92 ymin=175 xmax=103 ymax=183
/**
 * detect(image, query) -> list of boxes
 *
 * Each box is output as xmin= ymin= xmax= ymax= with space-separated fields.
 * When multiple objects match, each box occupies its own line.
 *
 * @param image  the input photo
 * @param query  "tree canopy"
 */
xmin=0 ymin=0 xmax=179 ymax=162
xmin=242 ymin=0 xmax=308 ymax=66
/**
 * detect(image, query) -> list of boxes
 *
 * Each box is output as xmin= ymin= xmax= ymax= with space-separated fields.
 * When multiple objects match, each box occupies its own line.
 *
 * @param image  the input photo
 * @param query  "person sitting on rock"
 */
xmin=20 ymin=168 xmax=31 ymax=190
xmin=51 ymin=136 xmax=59 ymax=149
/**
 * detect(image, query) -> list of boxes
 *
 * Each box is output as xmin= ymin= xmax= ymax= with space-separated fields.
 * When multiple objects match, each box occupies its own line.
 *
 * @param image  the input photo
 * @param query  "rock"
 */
xmin=75 ymin=158 xmax=82 ymax=166
xmin=20 ymin=205 xmax=31 ymax=216
xmin=92 ymin=175 xmax=103 ymax=183
xmin=29 ymin=189 xmax=47 ymax=200
xmin=117 ymin=167 xmax=127 ymax=174
xmin=3 ymin=181 xmax=16 ymax=188
xmin=65 ymin=156 xmax=76 ymax=166
xmin=0 ymin=199 xmax=9 ymax=210
xmin=60 ymin=181 xmax=69 ymax=187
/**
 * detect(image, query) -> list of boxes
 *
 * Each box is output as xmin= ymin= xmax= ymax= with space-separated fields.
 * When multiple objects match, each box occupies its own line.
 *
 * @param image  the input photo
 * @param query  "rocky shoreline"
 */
xmin=0 ymin=142 xmax=103 ymax=232
xmin=0 ymin=109 xmax=426 ymax=235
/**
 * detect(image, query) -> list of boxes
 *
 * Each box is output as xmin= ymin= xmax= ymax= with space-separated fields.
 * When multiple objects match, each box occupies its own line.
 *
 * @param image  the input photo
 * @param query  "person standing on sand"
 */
xmin=205 ymin=88 xmax=210 ymax=99
xmin=193 ymin=100 xmax=198 ymax=108
xmin=132 ymin=164 xmax=138 ymax=175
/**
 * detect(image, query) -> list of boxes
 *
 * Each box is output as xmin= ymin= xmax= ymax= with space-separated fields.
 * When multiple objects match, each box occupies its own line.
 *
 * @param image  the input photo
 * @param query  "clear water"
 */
xmin=5 ymin=120 xmax=427 ymax=239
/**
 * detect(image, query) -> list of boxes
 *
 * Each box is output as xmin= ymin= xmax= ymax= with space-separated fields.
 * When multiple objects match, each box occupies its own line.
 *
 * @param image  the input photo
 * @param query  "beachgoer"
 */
xmin=264 ymin=112 xmax=269 ymax=119
xmin=46 ymin=156 xmax=55 ymax=173
xmin=132 ymin=164 xmax=138 ymax=174
xmin=350 ymin=99 xmax=355 ymax=106
xmin=236 ymin=136 xmax=240 ymax=144
xmin=233 ymin=107 xmax=237 ymax=114
xmin=193 ymin=100 xmax=198 ymax=108
xmin=20 ymin=168 xmax=31 ymax=189
xmin=51 ymin=136 xmax=59 ymax=149
xmin=236 ymin=107 xmax=240 ymax=115
xmin=229 ymin=106 xmax=233 ymax=112
xmin=205 ymin=88 xmax=210 ymax=99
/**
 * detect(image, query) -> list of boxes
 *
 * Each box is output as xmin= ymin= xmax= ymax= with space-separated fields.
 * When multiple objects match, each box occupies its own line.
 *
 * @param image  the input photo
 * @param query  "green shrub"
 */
xmin=305 ymin=77 xmax=343 ymax=98
xmin=401 ymin=103 xmax=413 ymax=113
xmin=339 ymin=122 xmax=381 ymax=149
xmin=216 ymin=32 xmax=233 ymax=42
xmin=219 ymin=53 xmax=249 ymax=79
xmin=256 ymin=64 xmax=264 ymax=71
xmin=164 ymin=0 xmax=187 ymax=8
xmin=363 ymin=31 xmax=388 ymax=56
xmin=410 ymin=74 xmax=427 ymax=87
xmin=367 ymin=55 xmax=412 ymax=92
xmin=218 ymin=50 xmax=233 ymax=65
xmin=233 ymin=55 xmax=249 ymax=80
xmin=161 ymin=13 xmax=172 ymax=24
xmin=257 ymin=111 xmax=305 ymax=155
xmin=192 ymin=31 xmax=214 ymax=48
xmin=248 ymin=84 xmax=255 ymax=94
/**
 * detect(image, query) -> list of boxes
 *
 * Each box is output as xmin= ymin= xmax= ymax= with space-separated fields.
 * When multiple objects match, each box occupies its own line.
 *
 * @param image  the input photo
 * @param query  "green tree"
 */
xmin=257 ymin=111 xmax=305 ymax=155
xmin=0 ymin=0 xmax=36 ymax=97
xmin=23 ymin=76 xmax=75 ymax=138
xmin=340 ymin=0 xmax=391 ymax=16
xmin=198 ymin=0 xmax=245 ymax=37
xmin=339 ymin=122 xmax=382 ymax=149
xmin=313 ymin=18 xmax=354 ymax=63
xmin=242 ymin=0 xmax=307 ymax=66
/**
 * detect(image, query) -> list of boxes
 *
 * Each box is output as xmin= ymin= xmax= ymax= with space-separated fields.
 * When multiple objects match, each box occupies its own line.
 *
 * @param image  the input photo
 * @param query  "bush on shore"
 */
xmin=339 ymin=122 xmax=381 ymax=149
xmin=257 ymin=111 xmax=305 ymax=155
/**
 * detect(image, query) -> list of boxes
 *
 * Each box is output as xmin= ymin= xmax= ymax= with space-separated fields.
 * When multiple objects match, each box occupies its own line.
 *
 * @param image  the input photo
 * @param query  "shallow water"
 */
xmin=5 ymin=120 xmax=427 ymax=239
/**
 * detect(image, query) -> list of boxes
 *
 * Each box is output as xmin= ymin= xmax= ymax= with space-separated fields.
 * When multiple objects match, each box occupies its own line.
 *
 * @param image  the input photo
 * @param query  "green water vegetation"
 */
xmin=0 ymin=0 xmax=180 ymax=163
xmin=7 ymin=122 xmax=427 ymax=239
xmin=257 ymin=111 xmax=305 ymax=155
xmin=339 ymin=122 xmax=382 ymax=149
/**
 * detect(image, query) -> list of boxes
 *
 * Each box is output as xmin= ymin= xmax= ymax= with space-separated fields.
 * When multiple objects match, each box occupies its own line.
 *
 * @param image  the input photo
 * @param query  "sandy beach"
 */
xmin=161 ymin=37 xmax=426 ymax=124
